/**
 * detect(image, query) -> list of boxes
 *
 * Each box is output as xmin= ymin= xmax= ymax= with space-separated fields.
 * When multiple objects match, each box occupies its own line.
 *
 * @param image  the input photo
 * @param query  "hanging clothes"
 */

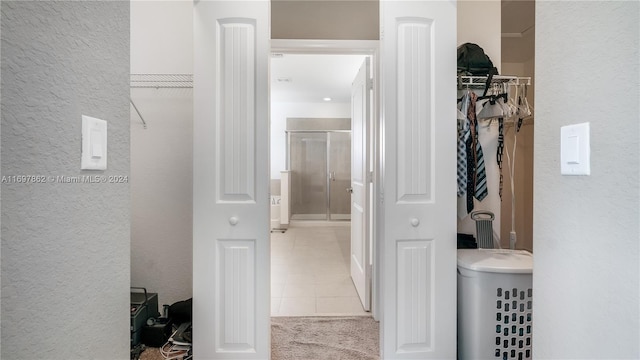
xmin=470 ymin=94 xmax=488 ymax=203
xmin=465 ymin=93 xmax=476 ymax=213
xmin=460 ymin=91 xmax=489 ymax=214
xmin=497 ymin=117 xmax=504 ymax=200
xmin=457 ymin=93 xmax=470 ymax=197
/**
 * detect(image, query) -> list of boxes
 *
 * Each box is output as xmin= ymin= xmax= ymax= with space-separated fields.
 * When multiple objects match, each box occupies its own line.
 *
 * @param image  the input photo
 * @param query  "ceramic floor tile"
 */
xmin=271 ymin=265 xmax=290 ymax=282
xmin=286 ymin=263 xmax=317 ymax=277
xmin=282 ymin=282 xmax=316 ymax=298
xmin=278 ymin=297 xmax=316 ymax=316
xmin=315 ymin=273 xmax=351 ymax=284
xmin=316 ymin=297 xmax=368 ymax=315
xmin=286 ymin=274 xmax=316 ymax=284
xmin=271 ymin=282 xmax=285 ymax=298
xmin=316 ymin=280 xmax=359 ymax=297
xmin=271 ymin=297 xmax=282 ymax=315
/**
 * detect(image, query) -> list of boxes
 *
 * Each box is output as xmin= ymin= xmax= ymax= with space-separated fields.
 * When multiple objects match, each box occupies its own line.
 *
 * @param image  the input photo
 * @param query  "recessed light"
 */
xmin=323 ymin=97 xmax=332 ymax=102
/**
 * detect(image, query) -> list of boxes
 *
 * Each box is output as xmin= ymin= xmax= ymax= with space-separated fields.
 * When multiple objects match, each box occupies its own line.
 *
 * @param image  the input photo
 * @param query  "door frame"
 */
xmin=271 ymin=39 xmax=381 ymax=320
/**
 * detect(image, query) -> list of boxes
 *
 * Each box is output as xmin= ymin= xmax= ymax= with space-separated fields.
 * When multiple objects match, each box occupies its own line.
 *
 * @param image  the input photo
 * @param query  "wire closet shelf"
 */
xmin=458 ymin=75 xmax=531 ymax=88
xmin=130 ymin=73 xmax=193 ymax=89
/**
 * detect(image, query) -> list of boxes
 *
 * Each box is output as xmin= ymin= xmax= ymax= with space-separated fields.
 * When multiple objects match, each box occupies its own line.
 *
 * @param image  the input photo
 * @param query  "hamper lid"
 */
xmin=457 ymin=249 xmax=533 ymax=274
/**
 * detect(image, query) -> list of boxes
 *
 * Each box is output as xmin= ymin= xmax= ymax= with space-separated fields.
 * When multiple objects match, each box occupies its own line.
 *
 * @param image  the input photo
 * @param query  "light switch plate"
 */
xmin=561 ymin=122 xmax=590 ymax=176
xmin=81 ymin=115 xmax=107 ymax=170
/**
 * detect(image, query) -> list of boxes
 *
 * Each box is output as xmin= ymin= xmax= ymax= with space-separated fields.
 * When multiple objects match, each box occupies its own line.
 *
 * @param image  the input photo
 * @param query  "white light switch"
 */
xmin=566 ymin=135 xmax=579 ymax=164
xmin=91 ymin=129 xmax=103 ymax=158
xmin=81 ymin=115 xmax=107 ymax=170
xmin=561 ymin=122 xmax=590 ymax=175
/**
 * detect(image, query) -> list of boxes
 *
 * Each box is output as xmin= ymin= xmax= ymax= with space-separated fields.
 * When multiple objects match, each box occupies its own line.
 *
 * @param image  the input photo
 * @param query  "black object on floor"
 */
xmin=457 ymin=233 xmax=478 ymax=249
xmin=169 ymin=298 xmax=192 ymax=324
xmin=142 ymin=318 xmax=173 ymax=347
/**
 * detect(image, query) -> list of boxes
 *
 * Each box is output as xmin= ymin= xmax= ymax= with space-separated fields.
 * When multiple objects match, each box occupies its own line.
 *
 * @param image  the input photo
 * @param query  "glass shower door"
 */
xmin=289 ymin=132 xmax=328 ymax=220
xmin=328 ymin=132 xmax=351 ymax=220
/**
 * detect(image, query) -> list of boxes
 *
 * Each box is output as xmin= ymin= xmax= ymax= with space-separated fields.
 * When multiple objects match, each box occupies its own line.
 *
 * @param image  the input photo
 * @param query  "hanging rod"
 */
xmin=458 ymin=75 xmax=531 ymax=88
xmin=130 ymin=73 xmax=193 ymax=89
xmin=130 ymin=98 xmax=147 ymax=129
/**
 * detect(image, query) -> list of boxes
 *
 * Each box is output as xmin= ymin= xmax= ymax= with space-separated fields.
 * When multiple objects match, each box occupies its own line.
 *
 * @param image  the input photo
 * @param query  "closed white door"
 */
xmin=351 ymin=57 xmax=372 ymax=311
xmin=380 ymin=1 xmax=457 ymax=359
xmin=193 ymin=1 xmax=270 ymax=359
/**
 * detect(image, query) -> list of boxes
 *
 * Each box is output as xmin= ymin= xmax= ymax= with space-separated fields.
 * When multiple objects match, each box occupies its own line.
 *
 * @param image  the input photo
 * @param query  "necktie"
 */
xmin=469 ymin=94 xmax=488 ymax=202
xmin=457 ymin=94 xmax=470 ymax=197
xmin=497 ymin=117 xmax=504 ymax=200
xmin=466 ymin=93 xmax=477 ymax=213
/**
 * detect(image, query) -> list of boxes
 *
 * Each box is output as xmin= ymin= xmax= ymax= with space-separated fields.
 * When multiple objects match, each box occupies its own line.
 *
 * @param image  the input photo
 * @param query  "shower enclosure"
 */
xmin=288 ymin=130 xmax=351 ymax=221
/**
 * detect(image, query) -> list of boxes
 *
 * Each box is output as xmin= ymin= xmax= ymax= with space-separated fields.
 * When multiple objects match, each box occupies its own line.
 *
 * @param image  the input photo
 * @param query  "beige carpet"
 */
xmin=271 ymin=316 xmax=379 ymax=360
xmin=137 ymin=316 xmax=379 ymax=360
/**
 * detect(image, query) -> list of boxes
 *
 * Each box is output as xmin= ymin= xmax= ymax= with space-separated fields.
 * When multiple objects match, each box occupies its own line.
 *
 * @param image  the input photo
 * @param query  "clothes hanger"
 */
xmin=477 ymin=83 xmax=511 ymax=120
xmin=517 ymin=83 xmax=531 ymax=117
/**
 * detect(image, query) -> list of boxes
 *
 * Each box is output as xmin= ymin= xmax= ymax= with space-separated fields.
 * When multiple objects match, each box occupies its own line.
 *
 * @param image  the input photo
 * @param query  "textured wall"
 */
xmin=1 ymin=2 xmax=130 ymax=358
xmin=534 ymin=2 xmax=639 ymax=358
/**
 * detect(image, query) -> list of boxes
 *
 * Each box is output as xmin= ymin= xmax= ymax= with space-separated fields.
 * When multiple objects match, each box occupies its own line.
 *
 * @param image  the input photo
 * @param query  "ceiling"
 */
xmin=270 ymin=53 xmax=367 ymax=103
xmin=270 ymin=1 xmax=534 ymax=103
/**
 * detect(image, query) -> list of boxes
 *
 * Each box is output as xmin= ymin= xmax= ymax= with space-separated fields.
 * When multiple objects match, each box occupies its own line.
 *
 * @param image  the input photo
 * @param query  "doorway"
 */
xmin=270 ymin=50 xmax=374 ymax=316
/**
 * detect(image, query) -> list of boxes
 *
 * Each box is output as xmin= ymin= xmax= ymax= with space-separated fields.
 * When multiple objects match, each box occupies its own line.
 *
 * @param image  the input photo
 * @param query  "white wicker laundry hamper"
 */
xmin=457 ymin=249 xmax=533 ymax=360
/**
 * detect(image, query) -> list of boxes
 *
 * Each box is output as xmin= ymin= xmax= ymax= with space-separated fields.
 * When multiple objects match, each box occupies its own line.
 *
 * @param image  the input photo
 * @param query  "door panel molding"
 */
xmin=396 ymin=239 xmax=433 ymax=352
xmin=217 ymin=19 xmax=257 ymax=203
xmin=396 ymin=18 xmax=434 ymax=203
xmin=215 ymin=239 xmax=256 ymax=352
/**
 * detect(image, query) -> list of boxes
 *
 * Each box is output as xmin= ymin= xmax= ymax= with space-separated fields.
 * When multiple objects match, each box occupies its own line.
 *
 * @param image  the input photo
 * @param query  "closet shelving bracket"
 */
xmin=129 ymin=74 xmax=194 ymax=129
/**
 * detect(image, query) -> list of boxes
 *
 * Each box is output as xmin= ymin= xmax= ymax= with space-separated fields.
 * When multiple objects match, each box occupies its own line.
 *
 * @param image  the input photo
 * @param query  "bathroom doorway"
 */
xmin=269 ymin=51 xmax=373 ymax=316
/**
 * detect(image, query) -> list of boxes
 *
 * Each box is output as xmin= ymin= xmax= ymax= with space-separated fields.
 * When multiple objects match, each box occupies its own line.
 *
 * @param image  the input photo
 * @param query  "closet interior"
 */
xmin=456 ymin=74 xmax=534 ymax=251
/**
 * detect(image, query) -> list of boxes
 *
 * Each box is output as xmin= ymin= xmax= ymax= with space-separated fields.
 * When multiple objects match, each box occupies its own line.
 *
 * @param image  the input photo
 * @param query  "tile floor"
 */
xmin=271 ymin=222 xmax=368 ymax=316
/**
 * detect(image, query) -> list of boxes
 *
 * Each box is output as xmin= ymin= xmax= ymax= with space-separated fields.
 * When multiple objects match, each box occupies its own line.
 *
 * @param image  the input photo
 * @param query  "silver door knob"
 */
xmin=346 ymin=187 xmax=353 ymax=193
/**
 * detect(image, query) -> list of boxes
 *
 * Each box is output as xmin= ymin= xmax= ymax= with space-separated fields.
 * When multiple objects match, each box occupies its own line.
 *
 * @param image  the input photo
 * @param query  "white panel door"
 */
xmin=380 ymin=1 xmax=457 ymax=359
xmin=351 ymin=57 xmax=372 ymax=311
xmin=193 ymin=1 xmax=270 ymax=359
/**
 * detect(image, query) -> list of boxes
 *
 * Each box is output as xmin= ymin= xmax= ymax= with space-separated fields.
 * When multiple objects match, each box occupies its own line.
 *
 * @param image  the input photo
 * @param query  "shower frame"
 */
xmin=286 ymin=129 xmax=351 ymax=221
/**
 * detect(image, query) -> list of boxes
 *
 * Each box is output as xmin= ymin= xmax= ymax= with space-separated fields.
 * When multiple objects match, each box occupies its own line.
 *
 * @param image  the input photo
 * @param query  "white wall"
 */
xmin=271 ymin=102 xmax=351 ymax=179
xmin=458 ymin=0 xmax=501 ymax=73
xmin=130 ymin=0 xmax=194 ymax=306
xmin=131 ymin=0 xmax=193 ymax=74
xmin=272 ymin=0 xmax=378 ymax=40
xmin=534 ymin=2 xmax=639 ymax=358
xmin=1 ymin=2 xmax=130 ymax=357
